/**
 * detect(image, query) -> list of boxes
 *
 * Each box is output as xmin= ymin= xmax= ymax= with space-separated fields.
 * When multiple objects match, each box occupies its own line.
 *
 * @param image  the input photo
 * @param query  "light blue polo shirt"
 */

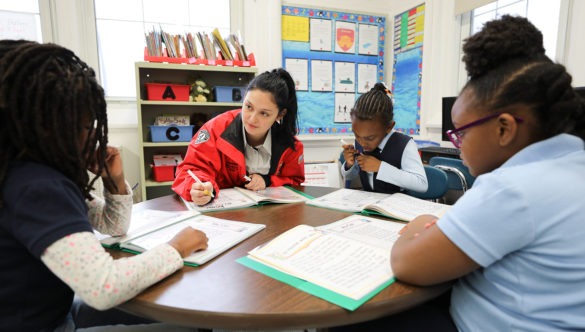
xmin=438 ymin=134 xmax=585 ymax=331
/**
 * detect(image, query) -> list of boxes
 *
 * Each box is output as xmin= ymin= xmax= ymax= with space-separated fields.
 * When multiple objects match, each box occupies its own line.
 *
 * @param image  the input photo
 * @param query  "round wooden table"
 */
xmin=114 ymin=187 xmax=452 ymax=330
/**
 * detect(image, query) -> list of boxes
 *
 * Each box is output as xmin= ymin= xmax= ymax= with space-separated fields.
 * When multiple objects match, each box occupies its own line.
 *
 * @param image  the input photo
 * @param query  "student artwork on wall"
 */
xmin=285 ymin=58 xmax=309 ymax=91
xmin=392 ymin=3 xmax=425 ymax=135
xmin=334 ymin=93 xmax=355 ymax=123
xmin=282 ymin=6 xmax=386 ymax=135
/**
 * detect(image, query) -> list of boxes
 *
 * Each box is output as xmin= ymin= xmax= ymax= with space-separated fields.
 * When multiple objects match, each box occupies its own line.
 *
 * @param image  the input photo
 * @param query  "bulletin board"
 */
xmin=282 ymin=6 xmax=386 ymax=135
xmin=391 ymin=3 xmax=425 ymax=135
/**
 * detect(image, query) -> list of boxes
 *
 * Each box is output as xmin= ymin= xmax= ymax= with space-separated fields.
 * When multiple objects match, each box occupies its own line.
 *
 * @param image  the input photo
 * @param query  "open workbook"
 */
xmin=96 ymin=208 xmax=265 ymax=266
xmin=181 ymin=186 xmax=309 ymax=212
xmin=237 ymin=215 xmax=404 ymax=310
xmin=306 ymin=188 xmax=451 ymax=222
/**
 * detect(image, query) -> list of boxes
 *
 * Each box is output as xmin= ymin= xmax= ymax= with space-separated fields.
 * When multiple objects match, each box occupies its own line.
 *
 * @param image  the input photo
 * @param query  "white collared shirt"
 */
xmin=243 ymin=125 xmax=272 ymax=175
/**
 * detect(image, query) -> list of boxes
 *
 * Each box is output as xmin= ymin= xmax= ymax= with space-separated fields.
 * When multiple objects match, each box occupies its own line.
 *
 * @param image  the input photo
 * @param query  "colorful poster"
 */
xmin=282 ymin=15 xmax=310 ymax=42
xmin=335 ymin=21 xmax=356 ymax=53
xmin=392 ymin=3 xmax=425 ymax=135
xmin=281 ymin=6 xmax=386 ymax=135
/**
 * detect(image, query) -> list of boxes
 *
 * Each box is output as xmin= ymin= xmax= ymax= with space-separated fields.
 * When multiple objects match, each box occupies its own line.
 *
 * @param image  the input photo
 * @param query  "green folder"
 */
xmin=237 ymin=256 xmax=395 ymax=311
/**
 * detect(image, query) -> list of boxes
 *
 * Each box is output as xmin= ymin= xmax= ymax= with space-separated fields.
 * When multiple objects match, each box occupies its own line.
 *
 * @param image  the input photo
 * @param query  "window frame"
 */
xmin=455 ymin=0 xmax=571 ymax=92
xmin=83 ymin=0 xmax=241 ymax=102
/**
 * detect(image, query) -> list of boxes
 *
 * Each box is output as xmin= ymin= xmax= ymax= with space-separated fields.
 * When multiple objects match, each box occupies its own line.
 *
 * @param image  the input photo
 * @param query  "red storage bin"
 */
xmin=145 ymin=83 xmax=189 ymax=101
xmin=151 ymin=154 xmax=183 ymax=182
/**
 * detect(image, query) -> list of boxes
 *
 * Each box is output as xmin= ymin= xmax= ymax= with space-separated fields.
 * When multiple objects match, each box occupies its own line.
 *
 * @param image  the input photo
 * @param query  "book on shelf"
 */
xmin=145 ymin=28 xmax=162 ymax=57
xmin=183 ymin=32 xmax=199 ymax=59
xmin=160 ymin=29 xmax=182 ymax=58
xmin=306 ymin=188 xmax=450 ymax=222
xmin=237 ymin=214 xmax=404 ymax=310
xmin=181 ymin=186 xmax=310 ymax=212
xmin=226 ymin=33 xmax=247 ymax=61
xmin=197 ymin=31 xmax=217 ymax=60
xmin=211 ymin=28 xmax=233 ymax=61
xmin=96 ymin=208 xmax=265 ymax=266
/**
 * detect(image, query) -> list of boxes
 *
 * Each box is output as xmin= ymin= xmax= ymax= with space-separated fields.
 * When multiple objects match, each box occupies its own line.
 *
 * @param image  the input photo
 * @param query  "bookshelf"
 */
xmin=135 ymin=62 xmax=257 ymax=201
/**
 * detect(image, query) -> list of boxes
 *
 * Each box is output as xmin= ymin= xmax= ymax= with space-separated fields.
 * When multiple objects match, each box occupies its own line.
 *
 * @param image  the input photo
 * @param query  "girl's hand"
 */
xmin=244 ymin=174 xmax=266 ymax=191
xmin=89 ymin=146 xmax=128 ymax=194
xmin=356 ymin=154 xmax=381 ymax=173
xmin=168 ymin=227 xmax=208 ymax=258
xmin=342 ymin=144 xmax=358 ymax=168
xmin=190 ymin=181 xmax=214 ymax=205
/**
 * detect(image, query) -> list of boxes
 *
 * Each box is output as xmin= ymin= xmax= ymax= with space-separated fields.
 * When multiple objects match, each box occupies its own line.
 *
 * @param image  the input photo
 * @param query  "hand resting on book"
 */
xmin=168 ymin=227 xmax=209 ymax=258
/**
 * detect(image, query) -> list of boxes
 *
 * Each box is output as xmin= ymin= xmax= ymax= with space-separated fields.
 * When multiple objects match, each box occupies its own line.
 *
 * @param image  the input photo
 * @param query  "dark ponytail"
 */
xmin=246 ymin=68 xmax=299 ymax=148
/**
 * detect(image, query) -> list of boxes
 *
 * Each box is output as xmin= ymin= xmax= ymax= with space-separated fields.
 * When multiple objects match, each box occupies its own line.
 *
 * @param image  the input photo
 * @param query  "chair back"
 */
xmin=406 ymin=165 xmax=449 ymax=201
xmin=429 ymin=156 xmax=475 ymax=192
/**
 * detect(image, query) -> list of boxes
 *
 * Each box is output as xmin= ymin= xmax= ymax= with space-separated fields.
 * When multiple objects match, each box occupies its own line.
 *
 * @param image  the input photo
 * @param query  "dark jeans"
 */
xmin=330 ymin=290 xmax=457 ymax=332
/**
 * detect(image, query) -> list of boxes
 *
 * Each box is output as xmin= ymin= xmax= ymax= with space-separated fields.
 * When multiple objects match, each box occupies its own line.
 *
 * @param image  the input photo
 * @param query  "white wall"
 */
xmin=46 ymin=0 xmax=585 ymax=195
xmin=564 ymin=0 xmax=585 ymax=86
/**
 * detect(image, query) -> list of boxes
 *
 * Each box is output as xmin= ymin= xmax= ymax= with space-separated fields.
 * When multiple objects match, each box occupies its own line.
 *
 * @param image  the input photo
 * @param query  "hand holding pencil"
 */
xmin=187 ymin=169 xmax=215 ymax=206
xmin=340 ymin=139 xmax=359 ymax=168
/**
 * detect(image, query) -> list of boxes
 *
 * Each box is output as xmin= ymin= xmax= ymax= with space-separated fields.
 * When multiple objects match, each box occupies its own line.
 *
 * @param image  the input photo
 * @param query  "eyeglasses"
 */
xmin=446 ymin=112 xmax=524 ymax=148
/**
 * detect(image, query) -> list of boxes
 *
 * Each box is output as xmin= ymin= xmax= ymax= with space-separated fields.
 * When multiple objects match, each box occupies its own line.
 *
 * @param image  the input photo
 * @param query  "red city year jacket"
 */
xmin=172 ymin=109 xmax=305 ymax=201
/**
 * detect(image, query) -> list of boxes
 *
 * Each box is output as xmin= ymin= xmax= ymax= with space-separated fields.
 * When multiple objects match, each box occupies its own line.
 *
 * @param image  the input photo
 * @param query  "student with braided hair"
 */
xmin=335 ymin=15 xmax=585 ymax=332
xmin=341 ymin=82 xmax=427 ymax=193
xmin=0 ymin=40 xmax=208 ymax=331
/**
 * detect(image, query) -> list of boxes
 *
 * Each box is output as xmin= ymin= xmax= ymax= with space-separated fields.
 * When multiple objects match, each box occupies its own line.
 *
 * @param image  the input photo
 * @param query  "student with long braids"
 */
xmin=173 ymin=68 xmax=305 ymax=206
xmin=335 ymin=15 xmax=585 ymax=332
xmin=341 ymin=83 xmax=427 ymax=193
xmin=0 ymin=40 xmax=209 ymax=331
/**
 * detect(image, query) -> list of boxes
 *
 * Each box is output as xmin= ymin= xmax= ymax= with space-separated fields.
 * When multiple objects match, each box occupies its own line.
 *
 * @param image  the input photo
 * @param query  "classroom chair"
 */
xmin=429 ymin=156 xmax=475 ymax=192
xmin=406 ymin=165 xmax=449 ymax=202
xmin=338 ymin=151 xmax=350 ymax=188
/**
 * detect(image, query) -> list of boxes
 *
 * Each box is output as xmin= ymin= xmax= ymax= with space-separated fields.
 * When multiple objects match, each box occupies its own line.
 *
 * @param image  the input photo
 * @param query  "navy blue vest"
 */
xmin=356 ymin=132 xmax=411 ymax=194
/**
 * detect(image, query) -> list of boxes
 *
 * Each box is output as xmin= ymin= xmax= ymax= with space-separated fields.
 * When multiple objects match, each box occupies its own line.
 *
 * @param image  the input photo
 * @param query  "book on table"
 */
xmin=306 ymin=188 xmax=451 ymax=222
xmin=237 ymin=214 xmax=405 ymax=311
xmin=96 ymin=208 xmax=265 ymax=266
xmin=181 ymin=186 xmax=310 ymax=212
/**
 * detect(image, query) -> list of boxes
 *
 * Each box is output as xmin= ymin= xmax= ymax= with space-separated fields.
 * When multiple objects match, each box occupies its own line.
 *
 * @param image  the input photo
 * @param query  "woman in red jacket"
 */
xmin=173 ymin=68 xmax=305 ymax=206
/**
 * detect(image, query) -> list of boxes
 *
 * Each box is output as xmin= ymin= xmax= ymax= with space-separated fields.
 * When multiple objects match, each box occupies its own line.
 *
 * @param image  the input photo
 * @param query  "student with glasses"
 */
xmin=335 ymin=15 xmax=585 ymax=331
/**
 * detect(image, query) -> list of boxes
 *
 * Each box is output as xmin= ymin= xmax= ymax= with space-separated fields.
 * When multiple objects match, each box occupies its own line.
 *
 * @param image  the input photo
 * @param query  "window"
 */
xmin=94 ymin=0 xmax=231 ymax=98
xmin=456 ymin=0 xmax=564 ymax=90
xmin=471 ymin=0 xmax=561 ymax=59
xmin=0 ymin=0 xmax=43 ymax=42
